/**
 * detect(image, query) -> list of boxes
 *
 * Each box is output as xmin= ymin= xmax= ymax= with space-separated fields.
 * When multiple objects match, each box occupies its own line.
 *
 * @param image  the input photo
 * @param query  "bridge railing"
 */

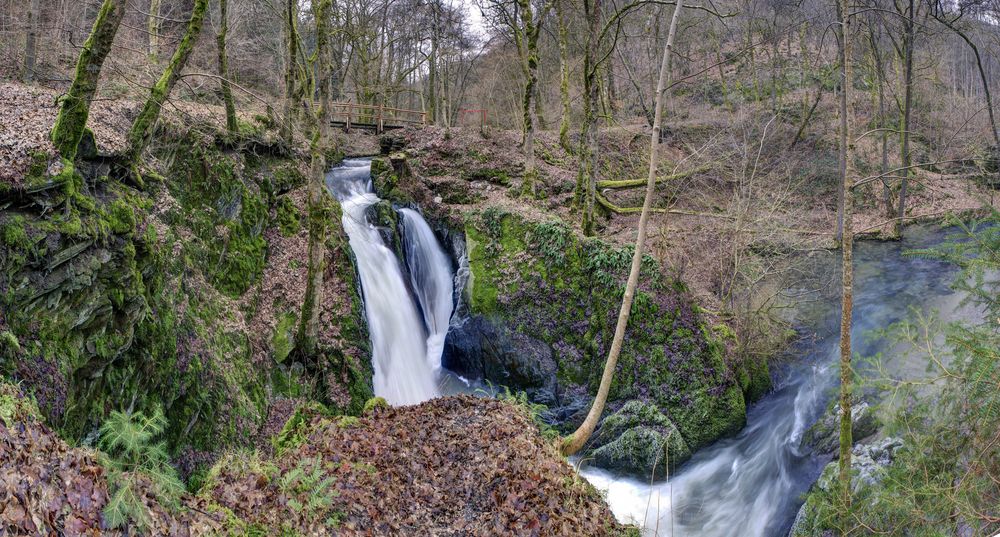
xmin=330 ymin=102 xmax=427 ymax=132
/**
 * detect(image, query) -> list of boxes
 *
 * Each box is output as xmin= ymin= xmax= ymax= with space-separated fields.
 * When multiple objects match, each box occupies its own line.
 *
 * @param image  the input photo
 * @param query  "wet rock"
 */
xmin=801 ymin=399 xmax=879 ymax=455
xmin=379 ymin=133 xmax=407 ymax=154
xmin=588 ymin=401 xmax=691 ymax=478
xmin=789 ymin=437 xmax=904 ymax=537
xmin=442 ymin=315 xmax=557 ymax=405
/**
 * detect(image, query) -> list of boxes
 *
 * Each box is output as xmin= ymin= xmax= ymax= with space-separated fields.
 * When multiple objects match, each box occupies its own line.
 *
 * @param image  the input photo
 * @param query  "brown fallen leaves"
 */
xmin=0 ymin=382 xmax=211 ymax=536
xmin=206 ymin=395 xmax=627 ymax=536
xmin=1 ymin=387 xmax=626 ymax=536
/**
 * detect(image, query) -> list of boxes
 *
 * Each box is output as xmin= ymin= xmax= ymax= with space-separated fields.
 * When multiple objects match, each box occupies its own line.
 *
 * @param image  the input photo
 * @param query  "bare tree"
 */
xmin=836 ymin=0 xmax=856 ymax=516
xmin=125 ymin=0 xmax=210 ymax=163
xmin=562 ymin=0 xmax=685 ymax=456
xmin=23 ymin=0 xmax=41 ymax=81
xmin=218 ymin=0 xmax=238 ymax=133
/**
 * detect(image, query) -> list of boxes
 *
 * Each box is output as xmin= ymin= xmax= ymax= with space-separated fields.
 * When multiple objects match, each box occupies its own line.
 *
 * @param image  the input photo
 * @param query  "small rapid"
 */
xmin=326 ymin=158 xmax=454 ymax=406
xmin=579 ymin=225 xmax=981 ymax=536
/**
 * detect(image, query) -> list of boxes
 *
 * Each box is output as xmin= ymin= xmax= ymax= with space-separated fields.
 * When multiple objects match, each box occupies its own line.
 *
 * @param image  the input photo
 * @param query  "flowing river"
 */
xmin=327 ymin=159 xmax=980 ymax=536
xmin=579 ymin=225 xmax=981 ymax=536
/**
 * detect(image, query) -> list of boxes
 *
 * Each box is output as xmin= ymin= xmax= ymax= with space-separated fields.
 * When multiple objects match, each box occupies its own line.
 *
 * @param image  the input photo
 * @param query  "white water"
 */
xmin=327 ymin=159 xmax=454 ymax=406
xmin=399 ymin=209 xmax=454 ymax=373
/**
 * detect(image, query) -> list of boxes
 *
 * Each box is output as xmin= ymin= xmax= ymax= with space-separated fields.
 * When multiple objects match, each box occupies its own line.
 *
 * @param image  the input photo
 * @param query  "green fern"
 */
xmin=98 ymin=406 xmax=184 ymax=530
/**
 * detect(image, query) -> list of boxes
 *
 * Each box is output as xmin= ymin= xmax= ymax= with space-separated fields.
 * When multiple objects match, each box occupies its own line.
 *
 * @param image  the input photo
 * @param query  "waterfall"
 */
xmin=399 ymin=209 xmax=454 ymax=372
xmin=327 ymin=159 xmax=454 ymax=406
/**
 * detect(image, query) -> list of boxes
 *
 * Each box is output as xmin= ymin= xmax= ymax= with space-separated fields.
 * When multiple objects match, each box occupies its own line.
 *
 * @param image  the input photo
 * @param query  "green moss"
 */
xmin=336 ymin=415 xmax=359 ymax=428
xmin=272 ymin=312 xmax=298 ymax=363
xmin=1 ymin=216 xmax=31 ymax=250
xmin=276 ymin=197 xmax=301 ymax=236
xmin=362 ymin=396 xmax=388 ymax=414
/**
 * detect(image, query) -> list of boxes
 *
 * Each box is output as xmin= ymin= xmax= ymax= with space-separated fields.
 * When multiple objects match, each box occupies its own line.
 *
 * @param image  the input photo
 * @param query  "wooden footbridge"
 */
xmin=330 ymin=102 xmax=426 ymax=133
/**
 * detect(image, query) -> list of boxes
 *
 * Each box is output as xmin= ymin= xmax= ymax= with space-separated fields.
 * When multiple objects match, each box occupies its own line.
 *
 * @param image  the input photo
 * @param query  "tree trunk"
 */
xmin=836 ymin=0 xmax=855 ymax=516
xmin=870 ymin=31 xmax=893 ymax=218
xmin=51 ymin=0 xmax=127 ymax=162
xmin=562 ymin=0 xmax=684 ymax=457
xmin=556 ymin=0 xmax=572 ymax=151
xmin=125 ymin=0 xmax=209 ymax=163
xmin=24 ymin=0 xmax=41 ymax=82
xmin=282 ymin=0 xmax=299 ymax=145
xmin=896 ymin=0 xmax=914 ymax=237
xmin=519 ymin=0 xmax=540 ymax=197
xmin=297 ymin=0 xmax=334 ymax=356
xmin=576 ymin=0 xmax=603 ymax=236
xmin=217 ymin=0 xmax=237 ymax=134
xmin=149 ymin=0 xmax=162 ymax=62
xmin=834 ymin=0 xmax=846 ymax=245
xmin=428 ymin=2 xmax=440 ymax=126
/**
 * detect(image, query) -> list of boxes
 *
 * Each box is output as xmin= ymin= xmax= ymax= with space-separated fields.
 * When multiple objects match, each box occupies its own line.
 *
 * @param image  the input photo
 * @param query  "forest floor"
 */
xmin=1 ymin=381 xmax=629 ymax=536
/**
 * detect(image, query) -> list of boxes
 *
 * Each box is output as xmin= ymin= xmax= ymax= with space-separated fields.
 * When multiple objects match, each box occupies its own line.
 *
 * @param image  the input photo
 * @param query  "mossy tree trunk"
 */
xmin=149 ymin=0 xmax=162 ymax=62
xmin=125 ymin=0 xmax=209 ymax=164
xmin=562 ymin=0 xmax=684 ymax=456
xmin=518 ymin=0 xmax=548 ymax=197
xmin=556 ymin=0 xmax=572 ymax=151
xmin=896 ymin=0 xmax=914 ymax=238
xmin=23 ymin=0 xmax=41 ymax=82
xmin=836 ymin=0 xmax=855 ymax=518
xmin=282 ymin=0 xmax=300 ymax=145
xmin=575 ymin=0 xmax=603 ymax=237
xmin=50 ymin=0 xmax=127 ymax=162
xmin=217 ymin=0 xmax=238 ymax=134
xmin=297 ymin=0 xmax=333 ymax=357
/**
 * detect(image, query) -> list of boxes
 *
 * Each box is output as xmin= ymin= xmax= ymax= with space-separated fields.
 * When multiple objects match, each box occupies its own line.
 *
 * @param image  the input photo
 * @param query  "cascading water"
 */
xmin=579 ymin=225 xmax=982 ymax=536
xmin=400 ymin=209 xmax=453 ymax=372
xmin=326 ymin=158 xmax=454 ymax=406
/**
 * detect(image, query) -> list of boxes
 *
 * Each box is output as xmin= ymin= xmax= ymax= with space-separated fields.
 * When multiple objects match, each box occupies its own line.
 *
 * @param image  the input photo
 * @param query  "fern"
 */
xmin=98 ymin=406 xmax=184 ymax=530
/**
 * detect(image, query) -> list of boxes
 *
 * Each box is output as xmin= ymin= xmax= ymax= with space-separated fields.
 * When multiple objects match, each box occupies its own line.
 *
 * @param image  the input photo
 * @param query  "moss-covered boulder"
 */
xmin=590 ymin=401 xmax=691 ymax=478
xmin=800 ymin=398 xmax=879 ymax=455
xmin=452 ymin=207 xmax=753 ymax=456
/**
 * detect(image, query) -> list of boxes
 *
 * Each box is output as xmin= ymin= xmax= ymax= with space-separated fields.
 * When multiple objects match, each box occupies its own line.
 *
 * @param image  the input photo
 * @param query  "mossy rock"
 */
xmin=801 ymin=399 xmax=879 ymax=455
xmin=276 ymin=196 xmax=301 ymax=236
xmin=590 ymin=401 xmax=691 ymax=477
xmin=460 ymin=208 xmax=750 ymax=455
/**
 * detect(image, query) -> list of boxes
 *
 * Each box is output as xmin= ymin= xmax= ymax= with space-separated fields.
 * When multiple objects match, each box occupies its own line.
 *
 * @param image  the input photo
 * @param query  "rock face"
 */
xmin=0 ymin=125 xmax=372 ymax=457
xmin=589 ymin=401 xmax=692 ymax=478
xmin=443 ymin=316 xmax=558 ymax=405
xmin=801 ymin=399 xmax=879 ymax=455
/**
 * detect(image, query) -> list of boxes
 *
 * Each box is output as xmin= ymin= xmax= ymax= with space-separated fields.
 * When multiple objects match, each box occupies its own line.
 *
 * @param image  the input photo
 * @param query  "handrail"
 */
xmin=330 ymin=102 xmax=427 ymax=132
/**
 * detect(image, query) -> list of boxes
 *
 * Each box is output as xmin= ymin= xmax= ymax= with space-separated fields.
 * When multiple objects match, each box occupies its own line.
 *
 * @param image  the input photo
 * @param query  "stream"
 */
xmin=327 ymin=159 xmax=980 ymax=537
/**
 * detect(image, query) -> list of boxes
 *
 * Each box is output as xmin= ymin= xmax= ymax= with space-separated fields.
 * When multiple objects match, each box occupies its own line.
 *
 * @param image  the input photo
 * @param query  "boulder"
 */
xmin=588 ymin=400 xmax=692 ymax=478
xmin=801 ymin=399 xmax=879 ymax=455
xmin=443 ymin=315 xmax=558 ymax=405
xmin=789 ymin=437 xmax=904 ymax=537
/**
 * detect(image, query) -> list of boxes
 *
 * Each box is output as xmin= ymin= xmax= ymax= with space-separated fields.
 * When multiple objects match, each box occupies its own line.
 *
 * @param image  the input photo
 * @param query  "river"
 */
xmin=579 ymin=224 xmax=982 ymax=536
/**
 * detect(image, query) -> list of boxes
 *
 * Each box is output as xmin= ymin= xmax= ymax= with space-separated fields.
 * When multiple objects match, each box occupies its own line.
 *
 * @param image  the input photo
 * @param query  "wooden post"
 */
xmin=346 ymin=105 xmax=351 ymax=132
